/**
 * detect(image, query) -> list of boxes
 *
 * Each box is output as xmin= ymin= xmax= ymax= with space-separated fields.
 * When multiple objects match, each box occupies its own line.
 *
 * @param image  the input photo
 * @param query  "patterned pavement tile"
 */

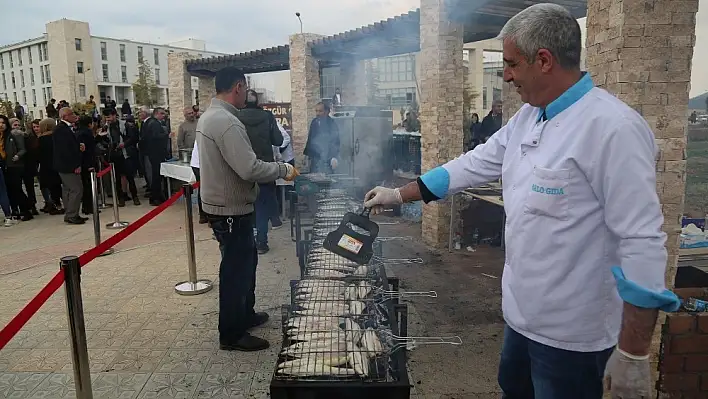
xmin=194 ymin=372 xmax=253 ymax=399
xmin=91 ymin=372 xmax=150 ymax=399
xmin=108 ymin=349 xmax=167 ymax=373
xmin=9 ymin=349 xmax=72 ymax=372
xmin=136 ymin=373 xmax=201 ymax=399
xmin=0 ymin=372 xmax=49 ymax=398
xmin=60 ymin=349 xmax=119 ymax=373
xmin=26 ymin=372 xmax=75 ymax=399
xmin=128 ymin=329 xmax=180 ymax=350
xmin=88 ymin=328 xmax=141 ymax=349
xmin=101 ymin=313 xmax=152 ymax=331
xmin=172 ymin=329 xmax=218 ymax=350
xmin=206 ymin=351 xmax=260 ymax=374
xmin=156 ymin=350 xmax=213 ymax=373
xmin=186 ymin=311 xmax=218 ymax=330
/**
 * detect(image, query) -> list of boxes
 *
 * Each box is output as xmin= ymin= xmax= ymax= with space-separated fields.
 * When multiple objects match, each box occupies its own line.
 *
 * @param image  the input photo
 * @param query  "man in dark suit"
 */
xmin=53 ymin=107 xmax=87 ymax=224
xmin=142 ymin=107 xmax=169 ymax=205
xmin=103 ymin=108 xmax=140 ymax=206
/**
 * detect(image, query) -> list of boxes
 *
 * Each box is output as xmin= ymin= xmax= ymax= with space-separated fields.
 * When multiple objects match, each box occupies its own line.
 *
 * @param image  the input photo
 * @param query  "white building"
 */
xmin=0 ymin=19 xmax=224 ymax=119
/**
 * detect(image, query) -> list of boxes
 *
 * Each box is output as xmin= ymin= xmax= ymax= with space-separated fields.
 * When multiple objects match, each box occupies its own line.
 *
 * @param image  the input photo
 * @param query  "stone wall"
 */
xmin=585 ymin=0 xmax=698 ymax=391
xmin=198 ymin=76 xmax=216 ymax=111
xmin=167 ymin=52 xmax=195 ymax=154
xmin=419 ymin=0 xmax=465 ymax=248
xmin=289 ymin=33 xmax=323 ymax=168
xmin=45 ymin=19 xmax=97 ymax=104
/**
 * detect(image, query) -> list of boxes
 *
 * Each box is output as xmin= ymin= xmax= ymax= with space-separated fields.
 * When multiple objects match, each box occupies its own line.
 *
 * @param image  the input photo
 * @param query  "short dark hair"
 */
xmin=215 ymin=67 xmax=246 ymax=94
xmin=77 ymin=115 xmax=93 ymax=128
xmin=102 ymin=108 xmax=117 ymax=117
xmin=32 ymin=119 xmax=41 ymax=125
xmin=152 ymin=107 xmax=165 ymax=116
xmin=317 ymin=101 xmax=331 ymax=113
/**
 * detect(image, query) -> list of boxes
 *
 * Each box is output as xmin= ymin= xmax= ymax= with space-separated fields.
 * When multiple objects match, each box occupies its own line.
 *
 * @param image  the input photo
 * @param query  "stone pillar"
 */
xmin=289 ymin=33 xmax=323 ymax=167
xmin=501 ymin=82 xmax=524 ymax=124
xmin=198 ymin=76 xmax=216 ymax=111
xmin=339 ymin=59 xmax=367 ymax=106
xmin=586 ymin=0 xmax=698 ymax=391
xmin=168 ymin=52 xmax=195 ymax=153
xmin=419 ymin=0 xmax=465 ymax=248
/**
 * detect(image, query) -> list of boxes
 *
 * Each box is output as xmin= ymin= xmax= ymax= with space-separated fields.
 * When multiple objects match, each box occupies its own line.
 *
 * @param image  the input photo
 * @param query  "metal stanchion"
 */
xmin=60 ymin=256 xmax=94 ymax=399
xmin=89 ymin=171 xmax=113 ymax=256
xmin=105 ymin=163 xmax=129 ymax=230
xmin=175 ymin=184 xmax=213 ymax=295
xmin=97 ymin=161 xmax=112 ymax=210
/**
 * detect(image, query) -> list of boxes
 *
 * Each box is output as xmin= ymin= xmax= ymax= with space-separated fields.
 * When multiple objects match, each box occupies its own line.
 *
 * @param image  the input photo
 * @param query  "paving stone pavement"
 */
xmin=0 ymin=199 xmax=423 ymax=398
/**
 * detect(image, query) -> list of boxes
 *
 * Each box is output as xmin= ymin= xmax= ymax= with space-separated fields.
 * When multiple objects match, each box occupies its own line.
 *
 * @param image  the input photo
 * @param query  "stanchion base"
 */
xmin=106 ymin=221 xmax=129 ymax=230
xmin=98 ymin=204 xmax=113 ymax=209
xmin=174 ymin=280 xmax=213 ymax=296
xmin=84 ymin=248 xmax=114 ymax=257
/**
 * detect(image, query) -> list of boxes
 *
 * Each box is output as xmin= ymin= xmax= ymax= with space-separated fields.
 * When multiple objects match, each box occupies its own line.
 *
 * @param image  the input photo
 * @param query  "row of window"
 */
xmin=75 ymin=38 xmax=160 ymax=65
xmin=0 ymin=66 xmax=51 ymax=91
xmin=0 ymin=86 xmax=53 ymax=106
xmin=0 ymin=43 xmax=49 ymax=70
xmin=84 ymin=63 xmax=161 ymax=84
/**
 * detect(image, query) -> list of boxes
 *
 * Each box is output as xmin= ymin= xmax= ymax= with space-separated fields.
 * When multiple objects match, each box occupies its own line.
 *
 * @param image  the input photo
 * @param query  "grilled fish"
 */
xmin=281 ymin=340 xmax=347 ymax=355
xmin=360 ymin=328 xmax=383 ymax=357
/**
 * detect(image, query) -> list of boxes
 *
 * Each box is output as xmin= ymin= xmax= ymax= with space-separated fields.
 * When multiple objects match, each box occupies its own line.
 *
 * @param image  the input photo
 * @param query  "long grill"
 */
xmin=273 ymin=178 xmax=460 ymax=399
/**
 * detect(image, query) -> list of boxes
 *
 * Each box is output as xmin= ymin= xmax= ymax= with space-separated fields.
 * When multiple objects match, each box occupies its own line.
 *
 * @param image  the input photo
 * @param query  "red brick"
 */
xmin=670 ymin=314 xmax=697 ymax=334
xmin=663 ymin=355 xmax=686 ymax=372
xmin=662 ymin=373 xmax=700 ymax=391
xmin=671 ymin=335 xmax=708 ymax=354
xmin=685 ymin=355 xmax=708 ymax=371
xmin=698 ymin=315 xmax=708 ymax=334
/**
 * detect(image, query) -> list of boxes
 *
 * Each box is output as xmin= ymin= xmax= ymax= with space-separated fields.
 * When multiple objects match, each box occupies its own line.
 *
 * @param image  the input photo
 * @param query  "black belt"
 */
xmin=206 ymin=213 xmax=253 ymax=227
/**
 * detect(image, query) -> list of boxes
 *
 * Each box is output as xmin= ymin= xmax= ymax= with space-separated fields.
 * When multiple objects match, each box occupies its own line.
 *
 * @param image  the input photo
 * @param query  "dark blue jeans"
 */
xmin=210 ymin=214 xmax=257 ymax=341
xmin=498 ymin=326 xmax=613 ymax=399
xmin=0 ymin=168 xmax=11 ymax=216
xmin=255 ymin=183 xmax=278 ymax=246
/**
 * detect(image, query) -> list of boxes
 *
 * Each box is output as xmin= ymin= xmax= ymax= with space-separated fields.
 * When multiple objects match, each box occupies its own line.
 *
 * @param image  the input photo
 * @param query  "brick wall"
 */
xmin=659 ymin=288 xmax=708 ymax=398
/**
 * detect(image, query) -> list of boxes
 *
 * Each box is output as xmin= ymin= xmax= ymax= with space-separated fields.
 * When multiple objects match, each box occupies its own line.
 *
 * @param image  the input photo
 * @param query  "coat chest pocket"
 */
xmin=523 ymin=166 xmax=572 ymax=220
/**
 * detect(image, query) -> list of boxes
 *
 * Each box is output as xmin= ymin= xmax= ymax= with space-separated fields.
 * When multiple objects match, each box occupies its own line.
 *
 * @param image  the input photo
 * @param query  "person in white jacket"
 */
xmin=190 ymin=141 xmax=206 ymax=223
xmin=363 ymin=4 xmax=679 ymax=399
xmin=272 ymin=122 xmax=293 ymax=228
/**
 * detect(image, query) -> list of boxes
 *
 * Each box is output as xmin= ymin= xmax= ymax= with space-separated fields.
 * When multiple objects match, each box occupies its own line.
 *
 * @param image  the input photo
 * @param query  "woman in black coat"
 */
xmin=37 ymin=118 xmax=63 ymax=214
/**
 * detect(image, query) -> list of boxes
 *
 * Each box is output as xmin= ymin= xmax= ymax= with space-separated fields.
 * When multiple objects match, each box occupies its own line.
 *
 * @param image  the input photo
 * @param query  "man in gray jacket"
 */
xmin=198 ymin=66 xmax=298 ymax=352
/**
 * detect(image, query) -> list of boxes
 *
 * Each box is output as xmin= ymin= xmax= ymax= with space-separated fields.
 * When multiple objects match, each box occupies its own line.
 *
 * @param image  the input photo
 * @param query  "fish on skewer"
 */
xmin=360 ymin=328 xmax=383 ymax=358
xmin=281 ymin=340 xmax=347 ymax=355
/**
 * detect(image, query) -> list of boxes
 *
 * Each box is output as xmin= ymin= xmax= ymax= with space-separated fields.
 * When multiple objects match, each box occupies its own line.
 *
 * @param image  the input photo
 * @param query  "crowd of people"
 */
xmin=0 ymin=97 xmax=177 ymax=226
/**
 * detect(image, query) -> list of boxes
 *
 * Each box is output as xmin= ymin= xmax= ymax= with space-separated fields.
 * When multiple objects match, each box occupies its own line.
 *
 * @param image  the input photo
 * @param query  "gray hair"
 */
xmin=139 ymin=106 xmax=150 ymax=115
xmin=498 ymin=3 xmax=582 ymax=70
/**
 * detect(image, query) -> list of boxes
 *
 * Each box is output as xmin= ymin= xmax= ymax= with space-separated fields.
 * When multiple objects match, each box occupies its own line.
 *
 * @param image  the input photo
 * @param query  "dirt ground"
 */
xmin=378 ymin=219 xmax=506 ymax=399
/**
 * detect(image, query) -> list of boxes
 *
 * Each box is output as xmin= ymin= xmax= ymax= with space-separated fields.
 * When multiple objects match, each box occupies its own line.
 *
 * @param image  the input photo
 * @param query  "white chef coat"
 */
xmin=276 ymin=122 xmax=294 ymax=163
xmin=190 ymin=140 xmax=199 ymax=168
xmin=435 ymin=73 xmax=667 ymax=352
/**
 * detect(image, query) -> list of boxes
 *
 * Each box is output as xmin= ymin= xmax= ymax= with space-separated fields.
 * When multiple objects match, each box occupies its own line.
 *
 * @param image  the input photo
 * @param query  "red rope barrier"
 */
xmin=0 ymin=271 xmax=65 ymax=350
xmin=96 ymin=165 xmax=112 ymax=178
xmin=0 ymin=182 xmax=198 ymax=350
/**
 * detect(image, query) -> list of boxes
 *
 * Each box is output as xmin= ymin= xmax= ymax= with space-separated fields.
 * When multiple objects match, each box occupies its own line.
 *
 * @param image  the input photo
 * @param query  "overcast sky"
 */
xmin=1 ymin=0 xmax=705 ymax=97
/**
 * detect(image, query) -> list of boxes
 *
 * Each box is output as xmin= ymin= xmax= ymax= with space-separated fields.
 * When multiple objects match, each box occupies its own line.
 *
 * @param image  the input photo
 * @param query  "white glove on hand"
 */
xmin=364 ymin=186 xmax=403 ymax=215
xmin=330 ymin=158 xmax=338 ymax=170
xmin=604 ymin=347 xmax=651 ymax=399
xmin=282 ymin=163 xmax=300 ymax=181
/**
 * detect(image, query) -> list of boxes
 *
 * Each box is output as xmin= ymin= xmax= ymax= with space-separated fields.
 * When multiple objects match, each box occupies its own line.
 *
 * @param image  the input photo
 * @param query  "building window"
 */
xmin=45 ymin=66 xmax=51 ymax=83
xmin=119 ymin=44 xmax=126 ymax=62
xmin=154 ymin=68 xmax=160 ymax=85
xmin=19 ymin=70 xmax=24 ymax=87
xmin=17 ymin=50 xmax=22 ymax=66
xmin=42 ymin=88 xmax=47 ymax=103
xmin=492 ymin=88 xmax=502 ymax=104
xmin=378 ymin=55 xmax=414 ymax=82
xmin=38 ymin=45 xmax=43 ymax=62
xmin=13 ymin=92 xmax=17 ymax=102
xmin=22 ymin=90 xmax=26 ymax=104
xmin=32 ymin=89 xmax=36 ymax=105
xmin=102 ymin=64 xmax=109 ymax=82
xmin=79 ymin=84 xmax=86 ymax=98
xmin=47 ymin=87 xmax=52 ymax=100
xmin=121 ymin=66 xmax=127 ymax=83
xmin=153 ymin=48 xmax=159 ymax=65
xmin=40 ymin=66 xmax=45 ymax=84
xmin=77 ymin=61 xmax=84 ymax=74
xmin=100 ymin=41 xmax=107 ymax=61
xmin=483 ymin=86 xmax=488 ymax=109
xmin=29 ymin=68 xmax=34 ymax=85
xmin=378 ymin=87 xmax=416 ymax=108
xmin=0 ymin=54 xmax=4 ymax=69
xmin=1 ymin=73 xmax=5 ymax=90
xmin=42 ymin=43 xmax=48 ymax=61
xmin=27 ymin=47 xmax=32 ymax=64
xmin=137 ymin=46 xmax=143 ymax=62
xmin=75 ymin=38 xmax=82 ymax=51
xmin=319 ymin=66 xmax=340 ymax=100
xmin=10 ymin=72 xmax=15 ymax=89
xmin=9 ymin=52 xmax=13 ymax=68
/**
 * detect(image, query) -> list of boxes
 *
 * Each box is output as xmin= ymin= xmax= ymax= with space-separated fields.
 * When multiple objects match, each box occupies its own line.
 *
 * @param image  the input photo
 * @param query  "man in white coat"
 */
xmin=364 ymin=4 xmax=680 ymax=399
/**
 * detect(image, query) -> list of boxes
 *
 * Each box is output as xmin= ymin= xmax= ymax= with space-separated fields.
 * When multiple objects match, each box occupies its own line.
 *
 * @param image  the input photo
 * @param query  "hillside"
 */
xmin=689 ymin=92 xmax=708 ymax=110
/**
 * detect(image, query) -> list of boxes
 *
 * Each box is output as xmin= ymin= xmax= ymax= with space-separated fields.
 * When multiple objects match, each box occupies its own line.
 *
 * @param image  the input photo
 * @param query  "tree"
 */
xmin=132 ymin=59 xmax=159 ymax=107
xmin=71 ymin=102 xmax=92 ymax=117
xmin=364 ymin=60 xmax=387 ymax=107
